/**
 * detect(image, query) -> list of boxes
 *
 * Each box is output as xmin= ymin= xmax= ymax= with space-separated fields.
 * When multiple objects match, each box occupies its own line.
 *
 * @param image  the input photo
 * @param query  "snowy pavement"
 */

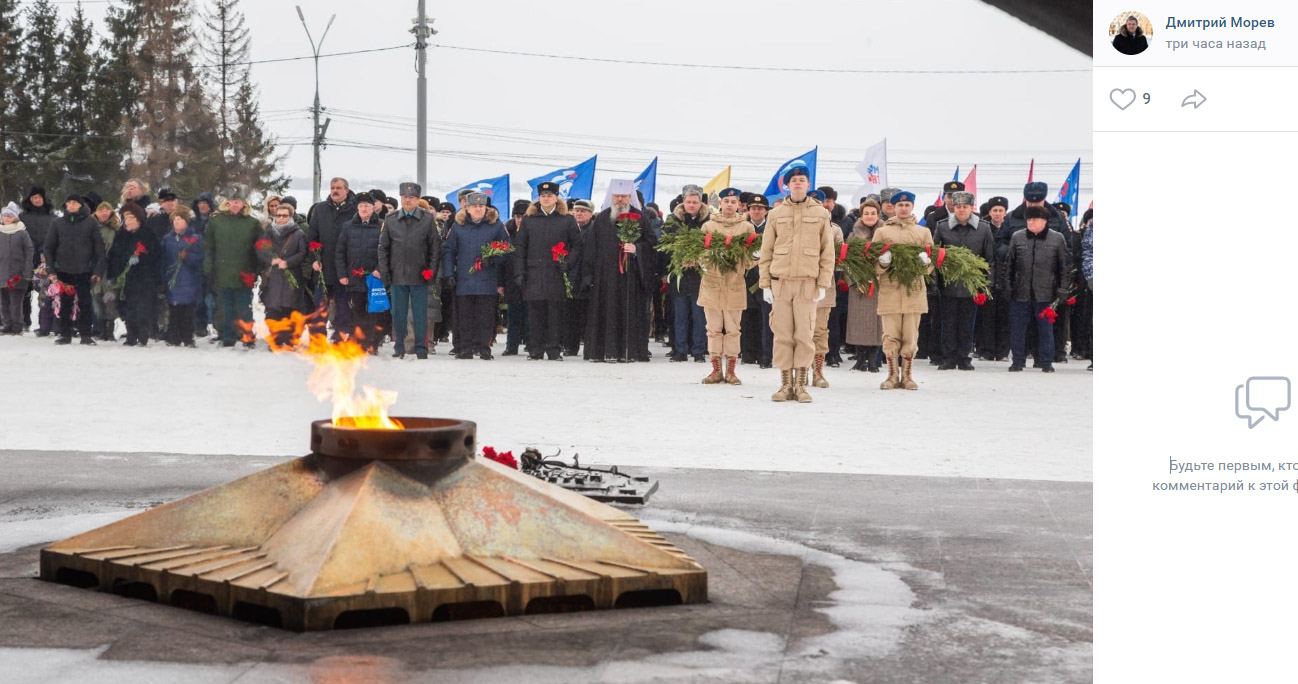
xmin=0 ymin=333 xmax=1091 ymax=482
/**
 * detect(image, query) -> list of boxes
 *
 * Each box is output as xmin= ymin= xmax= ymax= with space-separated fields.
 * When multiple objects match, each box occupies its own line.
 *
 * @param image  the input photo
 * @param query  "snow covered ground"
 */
xmin=0 ymin=332 xmax=1091 ymax=481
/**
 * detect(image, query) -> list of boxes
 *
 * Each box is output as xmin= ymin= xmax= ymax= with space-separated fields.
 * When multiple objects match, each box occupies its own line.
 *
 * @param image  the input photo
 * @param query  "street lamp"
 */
xmin=296 ymin=5 xmax=336 ymax=206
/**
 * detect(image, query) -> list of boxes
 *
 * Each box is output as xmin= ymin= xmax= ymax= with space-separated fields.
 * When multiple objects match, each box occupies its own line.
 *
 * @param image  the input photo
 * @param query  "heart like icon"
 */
xmin=1110 ymin=88 xmax=1136 ymax=110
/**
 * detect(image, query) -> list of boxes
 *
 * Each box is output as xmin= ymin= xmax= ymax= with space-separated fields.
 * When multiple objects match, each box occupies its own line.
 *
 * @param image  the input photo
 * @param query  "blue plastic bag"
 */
xmin=366 ymin=274 xmax=390 ymax=313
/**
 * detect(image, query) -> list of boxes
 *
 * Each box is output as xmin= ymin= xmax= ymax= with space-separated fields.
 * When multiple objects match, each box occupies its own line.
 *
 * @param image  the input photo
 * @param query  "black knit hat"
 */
xmin=280 ymin=196 xmax=299 ymax=209
xmin=28 ymin=185 xmax=46 ymax=200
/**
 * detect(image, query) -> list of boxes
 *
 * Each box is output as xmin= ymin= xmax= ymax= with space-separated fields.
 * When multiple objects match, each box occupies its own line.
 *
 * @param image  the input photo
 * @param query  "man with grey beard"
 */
xmin=580 ymin=179 xmax=656 ymax=362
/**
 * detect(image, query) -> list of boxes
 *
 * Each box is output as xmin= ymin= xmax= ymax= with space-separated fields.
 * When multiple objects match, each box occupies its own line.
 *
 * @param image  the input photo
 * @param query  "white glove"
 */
xmin=879 ymin=251 xmax=892 ymax=266
xmin=814 ymin=288 xmax=826 ymax=303
xmin=918 ymin=252 xmax=931 ymax=266
xmin=762 ymin=288 xmax=773 ymax=305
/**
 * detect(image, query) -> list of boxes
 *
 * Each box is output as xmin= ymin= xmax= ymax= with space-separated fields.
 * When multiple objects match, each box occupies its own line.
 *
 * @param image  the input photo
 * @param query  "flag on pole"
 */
xmin=633 ymin=157 xmax=658 ymax=205
xmin=526 ymin=155 xmax=598 ymax=200
xmin=702 ymin=166 xmax=731 ymax=205
xmin=763 ymin=147 xmax=818 ymax=201
xmin=1057 ymin=158 xmax=1081 ymax=222
xmin=852 ymin=138 xmax=888 ymax=203
xmin=1027 ymin=158 xmax=1035 ymax=183
xmin=447 ymin=174 xmax=510 ymax=214
xmin=962 ymin=165 xmax=977 ymax=199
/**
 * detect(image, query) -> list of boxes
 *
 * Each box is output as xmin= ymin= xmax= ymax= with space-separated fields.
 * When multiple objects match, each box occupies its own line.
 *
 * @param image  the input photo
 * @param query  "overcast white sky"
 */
xmin=63 ymin=0 xmax=1092 ymax=209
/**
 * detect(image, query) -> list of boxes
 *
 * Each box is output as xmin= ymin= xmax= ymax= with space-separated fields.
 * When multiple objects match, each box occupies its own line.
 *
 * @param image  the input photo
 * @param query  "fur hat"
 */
xmin=1024 ymin=205 xmax=1051 ymax=220
xmin=120 ymin=202 xmax=147 ymax=225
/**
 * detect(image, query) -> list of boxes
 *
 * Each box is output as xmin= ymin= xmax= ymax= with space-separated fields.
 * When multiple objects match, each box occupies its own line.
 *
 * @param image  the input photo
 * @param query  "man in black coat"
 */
xmin=919 ymin=180 xmax=964 ymax=364
xmin=1006 ymin=205 xmax=1071 ymax=373
xmin=378 ymin=183 xmax=442 ymax=359
xmin=934 ymin=192 xmax=995 ymax=370
xmin=740 ymin=193 xmax=771 ymax=366
xmin=996 ymin=183 xmax=1073 ymax=365
xmin=580 ymin=186 xmax=656 ymax=362
xmin=501 ymin=199 xmax=531 ymax=355
xmin=334 ymin=193 xmax=385 ymax=354
xmin=976 ymin=196 xmax=1012 ymax=360
xmin=44 ymin=195 xmax=106 ymax=345
xmin=566 ymin=199 xmax=596 ymax=357
xmin=511 ymin=182 xmax=581 ymax=361
xmin=308 ymin=177 xmax=358 ymax=341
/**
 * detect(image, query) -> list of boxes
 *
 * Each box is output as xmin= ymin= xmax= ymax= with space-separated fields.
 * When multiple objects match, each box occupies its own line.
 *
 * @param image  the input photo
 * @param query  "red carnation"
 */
xmin=867 ymin=281 xmax=876 ymax=298
xmin=744 ymin=232 xmax=758 ymax=247
xmin=880 ymin=243 xmax=892 ymax=255
xmin=351 ymin=268 xmax=366 ymax=278
xmin=309 ymin=241 xmax=323 ymax=251
xmin=837 ymin=278 xmax=849 ymax=292
xmin=660 ymin=279 xmax=667 ymax=293
xmin=551 ymin=242 xmax=568 ymax=261
xmin=239 ymin=271 xmax=256 ymax=288
xmin=481 ymin=445 xmax=518 ymax=469
xmin=724 ymin=234 xmax=733 ymax=247
xmin=1038 ymin=306 xmax=1059 ymax=323
xmin=972 ymin=292 xmax=988 ymax=306
xmin=925 ymin=244 xmax=932 ymax=258
xmin=254 ymin=238 xmax=271 ymax=251
xmin=421 ymin=268 xmax=434 ymax=281
xmin=837 ymin=243 xmax=848 ymax=263
xmin=936 ymin=247 xmax=946 ymax=269
xmin=183 ymin=235 xmax=199 ymax=245
xmin=1066 ymin=296 xmax=1077 ymax=306
xmin=134 ymin=241 xmax=148 ymax=256
xmin=703 ymin=233 xmax=713 ymax=249
xmin=474 ymin=256 xmax=483 ymax=272
xmin=863 ymin=241 xmax=872 ymax=257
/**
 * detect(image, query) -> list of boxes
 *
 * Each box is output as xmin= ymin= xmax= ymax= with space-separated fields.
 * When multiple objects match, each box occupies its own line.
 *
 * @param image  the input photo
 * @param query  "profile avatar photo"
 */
xmin=1110 ymin=12 xmax=1152 ymax=55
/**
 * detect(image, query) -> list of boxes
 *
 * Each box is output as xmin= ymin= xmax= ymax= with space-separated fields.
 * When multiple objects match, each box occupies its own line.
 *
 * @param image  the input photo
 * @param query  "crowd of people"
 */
xmin=0 ymin=172 xmax=1093 ymax=398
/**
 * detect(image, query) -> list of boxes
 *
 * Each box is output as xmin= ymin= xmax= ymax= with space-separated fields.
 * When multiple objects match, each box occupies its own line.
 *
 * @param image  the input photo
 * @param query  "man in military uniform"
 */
xmin=757 ymin=166 xmax=835 ymax=403
xmin=919 ymin=180 xmax=964 ymax=364
xmin=873 ymin=191 xmax=935 ymax=390
xmin=739 ymin=193 xmax=771 ymax=367
xmin=934 ymin=191 xmax=995 ymax=370
xmin=698 ymin=188 xmax=755 ymax=385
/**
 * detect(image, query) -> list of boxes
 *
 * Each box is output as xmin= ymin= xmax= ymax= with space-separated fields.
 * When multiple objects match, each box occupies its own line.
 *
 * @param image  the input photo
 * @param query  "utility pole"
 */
xmin=412 ymin=4 xmax=436 ymax=191
xmin=297 ymin=5 xmax=336 ymax=205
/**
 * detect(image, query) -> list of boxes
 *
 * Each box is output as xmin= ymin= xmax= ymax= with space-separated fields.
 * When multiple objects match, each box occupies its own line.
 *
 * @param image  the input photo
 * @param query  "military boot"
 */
xmin=772 ymin=369 xmax=794 ymax=402
xmin=901 ymin=357 xmax=919 ymax=390
xmin=793 ymin=368 xmax=813 ymax=403
xmin=702 ymin=356 xmax=724 ymax=384
xmin=880 ymin=356 xmax=900 ymax=390
xmin=812 ymin=354 xmax=829 ymax=388
xmin=724 ymin=357 xmax=742 ymax=385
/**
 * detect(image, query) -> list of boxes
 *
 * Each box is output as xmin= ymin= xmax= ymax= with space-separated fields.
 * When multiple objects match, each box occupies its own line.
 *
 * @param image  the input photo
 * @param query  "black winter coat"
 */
xmin=661 ymin=205 xmax=709 ymax=298
xmin=19 ymin=196 xmax=54 ymax=267
xmin=378 ymin=208 xmax=441 ymax=286
xmin=45 ymin=207 xmax=106 ymax=277
xmin=307 ymin=192 xmax=358 ymax=284
xmin=334 ymin=216 xmax=384 ymax=293
xmin=258 ymin=223 xmax=308 ymax=310
xmin=1112 ymin=28 xmax=1148 ymax=55
xmin=145 ymin=211 xmax=173 ymax=243
xmin=1007 ymin=227 xmax=1071 ymax=304
xmin=934 ymin=217 xmax=997 ymax=297
xmin=106 ymin=226 xmax=161 ymax=302
xmin=502 ymin=218 xmax=525 ymax=303
xmin=511 ymin=201 xmax=581 ymax=302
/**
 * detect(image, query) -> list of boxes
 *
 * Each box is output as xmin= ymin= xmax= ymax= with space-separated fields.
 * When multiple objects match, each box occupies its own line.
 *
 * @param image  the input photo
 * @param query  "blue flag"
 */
xmin=447 ymin=174 xmax=510 ymax=214
xmin=1057 ymin=158 xmax=1081 ymax=223
xmin=633 ymin=157 xmax=658 ymax=205
xmin=527 ymin=155 xmax=598 ymax=201
xmin=920 ymin=167 xmax=959 ymax=227
xmin=763 ymin=147 xmax=818 ymax=201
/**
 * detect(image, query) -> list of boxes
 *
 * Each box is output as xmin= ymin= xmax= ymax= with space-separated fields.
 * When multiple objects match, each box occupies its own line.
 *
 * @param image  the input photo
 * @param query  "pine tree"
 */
xmin=54 ymin=3 xmax=99 ymax=184
xmin=9 ymin=0 xmax=65 ymax=196
xmin=126 ymin=0 xmax=220 ymax=198
xmin=0 ymin=0 xmax=23 ymax=199
xmin=227 ymin=77 xmax=288 ymax=194
xmin=200 ymin=0 xmax=250 ymax=165
xmin=86 ymin=0 xmax=143 ymax=193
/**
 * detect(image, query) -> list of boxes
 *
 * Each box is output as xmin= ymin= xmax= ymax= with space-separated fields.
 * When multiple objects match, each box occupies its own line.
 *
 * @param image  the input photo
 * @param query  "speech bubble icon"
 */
xmin=1237 ymin=384 xmax=1264 ymax=428
xmin=1245 ymin=376 xmax=1291 ymax=426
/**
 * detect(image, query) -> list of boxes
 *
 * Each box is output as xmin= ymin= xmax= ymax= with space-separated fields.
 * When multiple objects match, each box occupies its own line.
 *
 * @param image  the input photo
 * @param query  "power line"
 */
xmin=192 ymin=44 xmax=410 ymax=70
xmin=432 ymin=43 xmax=1090 ymax=75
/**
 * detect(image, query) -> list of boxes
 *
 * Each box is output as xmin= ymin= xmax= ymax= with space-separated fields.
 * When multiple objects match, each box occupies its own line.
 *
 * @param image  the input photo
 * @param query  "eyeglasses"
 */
xmin=276 ymin=213 xmax=292 ymax=218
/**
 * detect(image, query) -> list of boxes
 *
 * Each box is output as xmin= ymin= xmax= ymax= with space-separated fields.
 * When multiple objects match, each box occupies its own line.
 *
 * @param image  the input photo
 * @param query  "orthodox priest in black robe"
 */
xmin=581 ymin=179 xmax=657 ymax=362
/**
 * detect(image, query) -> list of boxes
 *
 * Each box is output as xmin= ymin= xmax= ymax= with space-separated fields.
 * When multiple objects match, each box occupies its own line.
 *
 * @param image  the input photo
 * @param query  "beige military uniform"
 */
xmin=757 ymin=196 xmax=835 ymax=370
xmin=698 ymin=213 xmax=755 ymax=358
xmin=872 ymin=214 xmax=934 ymax=359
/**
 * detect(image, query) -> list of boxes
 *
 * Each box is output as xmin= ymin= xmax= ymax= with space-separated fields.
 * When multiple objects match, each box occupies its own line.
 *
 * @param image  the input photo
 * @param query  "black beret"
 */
xmin=512 ymin=199 xmax=530 ymax=215
xmin=816 ymin=186 xmax=837 ymax=201
xmin=1024 ymin=205 xmax=1051 ymax=220
xmin=536 ymin=181 xmax=561 ymax=195
xmin=942 ymin=181 xmax=965 ymax=194
xmin=987 ymin=196 xmax=1009 ymax=209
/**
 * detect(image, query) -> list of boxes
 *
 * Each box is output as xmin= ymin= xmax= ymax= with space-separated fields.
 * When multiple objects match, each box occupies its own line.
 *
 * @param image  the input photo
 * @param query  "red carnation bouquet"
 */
xmin=1039 ymin=287 xmax=1078 ymax=324
xmin=239 ymin=271 xmax=257 ymax=288
xmin=421 ymin=268 xmax=434 ymax=282
xmin=552 ymin=241 xmax=572 ymax=298
xmin=256 ymin=237 xmax=300 ymax=290
xmin=112 ymin=240 xmax=151 ymax=298
xmin=616 ymin=212 xmax=642 ymax=274
xmin=6 ymin=274 xmax=21 ymax=289
xmin=472 ymin=240 xmax=514 ymax=273
xmin=481 ymin=445 xmax=518 ymax=469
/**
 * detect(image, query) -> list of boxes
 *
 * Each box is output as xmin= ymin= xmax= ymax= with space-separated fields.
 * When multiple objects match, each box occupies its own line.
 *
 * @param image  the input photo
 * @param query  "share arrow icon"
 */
xmin=1181 ymin=90 xmax=1207 ymax=109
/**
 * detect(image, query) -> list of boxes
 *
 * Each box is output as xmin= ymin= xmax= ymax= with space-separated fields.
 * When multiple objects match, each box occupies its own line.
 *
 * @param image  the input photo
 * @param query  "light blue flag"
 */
xmin=763 ymin=147 xmax=818 ymax=202
xmin=448 ymin=174 xmax=510 ymax=213
xmin=527 ymin=155 xmax=598 ymax=201
xmin=633 ymin=157 xmax=658 ymax=205
xmin=1057 ymin=158 xmax=1081 ymax=223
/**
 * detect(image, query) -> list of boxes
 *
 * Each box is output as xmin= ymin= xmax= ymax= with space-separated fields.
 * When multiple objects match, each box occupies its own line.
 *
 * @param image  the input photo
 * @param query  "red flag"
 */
xmin=962 ymin=165 xmax=977 ymax=198
xmin=1027 ymin=158 xmax=1035 ymax=183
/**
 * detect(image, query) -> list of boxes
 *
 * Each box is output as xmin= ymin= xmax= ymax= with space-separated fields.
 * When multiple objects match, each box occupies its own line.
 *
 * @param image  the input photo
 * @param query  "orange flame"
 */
xmin=259 ymin=311 xmax=403 ymax=430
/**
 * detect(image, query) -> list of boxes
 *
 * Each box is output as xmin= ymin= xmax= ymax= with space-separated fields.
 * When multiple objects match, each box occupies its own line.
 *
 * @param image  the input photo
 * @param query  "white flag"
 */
xmin=852 ymin=138 xmax=888 ymax=204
